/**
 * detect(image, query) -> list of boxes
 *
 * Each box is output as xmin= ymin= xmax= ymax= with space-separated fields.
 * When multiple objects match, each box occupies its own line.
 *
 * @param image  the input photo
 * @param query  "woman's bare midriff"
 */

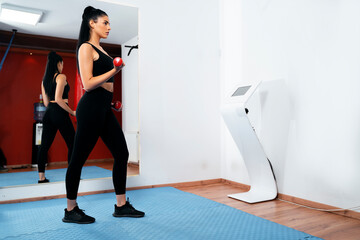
xmin=50 ymin=99 xmax=69 ymax=103
xmin=101 ymin=82 xmax=113 ymax=92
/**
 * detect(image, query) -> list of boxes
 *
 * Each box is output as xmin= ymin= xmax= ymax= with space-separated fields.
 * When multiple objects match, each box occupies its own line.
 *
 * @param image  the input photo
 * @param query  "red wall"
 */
xmin=0 ymin=49 xmax=122 ymax=166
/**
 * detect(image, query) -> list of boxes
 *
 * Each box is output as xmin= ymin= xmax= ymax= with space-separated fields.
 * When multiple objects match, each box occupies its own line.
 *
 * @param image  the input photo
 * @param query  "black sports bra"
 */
xmin=84 ymin=42 xmax=114 ymax=83
xmin=49 ymin=73 xmax=70 ymax=101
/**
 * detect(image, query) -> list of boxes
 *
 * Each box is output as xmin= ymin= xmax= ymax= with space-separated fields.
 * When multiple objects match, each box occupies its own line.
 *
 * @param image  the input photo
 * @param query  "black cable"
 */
xmin=0 ymin=29 xmax=17 ymax=72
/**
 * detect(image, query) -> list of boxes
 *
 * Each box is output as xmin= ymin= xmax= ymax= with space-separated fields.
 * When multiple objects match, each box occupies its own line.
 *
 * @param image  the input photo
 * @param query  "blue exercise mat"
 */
xmin=0 ymin=187 xmax=322 ymax=240
xmin=0 ymin=166 xmax=112 ymax=187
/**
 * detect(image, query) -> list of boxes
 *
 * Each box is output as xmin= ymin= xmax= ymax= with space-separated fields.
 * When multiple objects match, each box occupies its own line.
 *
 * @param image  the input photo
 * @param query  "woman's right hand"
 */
xmin=72 ymin=110 xmax=76 ymax=116
xmin=114 ymin=62 xmax=125 ymax=74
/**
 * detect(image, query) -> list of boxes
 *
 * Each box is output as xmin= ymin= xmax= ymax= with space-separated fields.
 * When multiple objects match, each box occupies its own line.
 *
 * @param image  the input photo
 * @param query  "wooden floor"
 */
xmin=3 ymin=165 xmax=359 ymax=239
xmin=176 ymin=182 xmax=360 ymax=240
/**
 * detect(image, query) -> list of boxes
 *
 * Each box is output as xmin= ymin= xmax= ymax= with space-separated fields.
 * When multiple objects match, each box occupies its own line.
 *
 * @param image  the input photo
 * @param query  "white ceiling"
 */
xmin=0 ymin=0 xmax=138 ymax=44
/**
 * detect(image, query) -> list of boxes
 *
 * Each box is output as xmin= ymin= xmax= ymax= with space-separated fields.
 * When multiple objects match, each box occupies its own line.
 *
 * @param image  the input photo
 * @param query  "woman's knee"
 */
xmin=114 ymin=147 xmax=129 ymax=162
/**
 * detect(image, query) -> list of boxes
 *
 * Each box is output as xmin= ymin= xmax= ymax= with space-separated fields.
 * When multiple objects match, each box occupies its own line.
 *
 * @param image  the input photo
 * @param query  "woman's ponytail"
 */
xmin=76 ymin=6 xmax=107 ymax=52
xmin=42 ymin=51 xmax=63 ymax=97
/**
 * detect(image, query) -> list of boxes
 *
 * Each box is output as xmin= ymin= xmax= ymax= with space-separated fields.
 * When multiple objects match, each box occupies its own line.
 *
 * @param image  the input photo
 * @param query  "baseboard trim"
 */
xmin=277 ymin=193 xmax=360 ymax=220
xmin=221 ymin=179 xmax=360 ymax=220
xmin=221 ymin=178 xmax=251 ymax=191
xmin=127 ymin=178 xmax=223 ymax=191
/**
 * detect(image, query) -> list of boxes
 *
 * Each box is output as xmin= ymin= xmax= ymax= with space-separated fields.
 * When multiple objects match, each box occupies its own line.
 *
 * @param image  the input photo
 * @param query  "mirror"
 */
xmin=0 ymin=0 xmax=139 ymax=195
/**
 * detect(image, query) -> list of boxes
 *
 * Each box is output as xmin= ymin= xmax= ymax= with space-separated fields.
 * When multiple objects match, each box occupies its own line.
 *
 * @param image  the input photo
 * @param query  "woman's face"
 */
xmin=91 ymin=15 xmax=111 ymax=39
xmin=57 ymin=61 xmax=63 ymax=73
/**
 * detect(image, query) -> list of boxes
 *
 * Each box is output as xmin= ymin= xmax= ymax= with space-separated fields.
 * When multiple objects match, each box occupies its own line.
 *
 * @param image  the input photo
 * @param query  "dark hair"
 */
xmin=42 ymin=51 xmax=63 ymax=97
xmin=77 ymin=6 xmax=107 ymax=52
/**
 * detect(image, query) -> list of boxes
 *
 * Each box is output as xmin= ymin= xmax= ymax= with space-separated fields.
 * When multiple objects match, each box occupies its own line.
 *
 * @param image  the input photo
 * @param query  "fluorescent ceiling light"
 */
xmin=0 ymin=3 xmax=43 ymax=26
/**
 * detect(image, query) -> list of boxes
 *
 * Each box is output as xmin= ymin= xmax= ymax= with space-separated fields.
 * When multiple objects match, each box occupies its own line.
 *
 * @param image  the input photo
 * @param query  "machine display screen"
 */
xmin=231 ymin=86 xmax=251 ymax=97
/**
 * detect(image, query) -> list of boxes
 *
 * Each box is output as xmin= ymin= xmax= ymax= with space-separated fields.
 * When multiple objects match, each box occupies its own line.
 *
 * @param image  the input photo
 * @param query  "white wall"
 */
xmin=122 ymin=36 xmax=139 ymax=133
xmin=105 ymin=0 xmax=221 ymax=186
xmin=221 ymin=0 xmax=360 ymax=211
xmin=122 ymin=36 xmax=140 ymax=163
xmin=219 ymin=0 xmax=249 ymax=184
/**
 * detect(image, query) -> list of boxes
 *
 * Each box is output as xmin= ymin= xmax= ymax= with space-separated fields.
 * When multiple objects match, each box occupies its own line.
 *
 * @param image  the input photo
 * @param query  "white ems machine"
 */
xmin=221 ymin=82 xmax=277 ymax=203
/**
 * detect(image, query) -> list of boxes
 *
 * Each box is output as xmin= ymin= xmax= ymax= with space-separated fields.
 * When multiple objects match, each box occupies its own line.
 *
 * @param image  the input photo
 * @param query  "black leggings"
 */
xmin=37 ymin=103 xmax=75 ymax=173
xmin=65 ymin=88 xmax=129 ymax=200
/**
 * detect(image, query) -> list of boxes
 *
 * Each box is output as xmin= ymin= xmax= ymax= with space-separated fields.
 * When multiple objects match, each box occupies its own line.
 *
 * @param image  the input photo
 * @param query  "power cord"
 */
xmin=267 ymin=159 xmax=360 ymax=212
xmin=277 ymin=198 xmax=360 ymax=212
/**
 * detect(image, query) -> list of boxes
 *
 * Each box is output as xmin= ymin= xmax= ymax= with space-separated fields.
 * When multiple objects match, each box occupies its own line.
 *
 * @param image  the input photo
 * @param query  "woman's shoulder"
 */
xmin=55 ymin=74 xmax=67 ymax=83
xmin=79 ymin=42 xmax=96 ymax=57
xmin=79 ymin=42 xmax=94 ymax=51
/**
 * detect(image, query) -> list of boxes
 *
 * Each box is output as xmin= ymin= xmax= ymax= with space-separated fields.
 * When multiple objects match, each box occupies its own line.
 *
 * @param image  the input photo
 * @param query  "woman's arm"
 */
xmin=78 ymin=44 xmax=122 ymax=91
xmin=41 ymin=83 xmax=49 ymax=107
xmin=54 ymin=74 xmax=76 ymax=116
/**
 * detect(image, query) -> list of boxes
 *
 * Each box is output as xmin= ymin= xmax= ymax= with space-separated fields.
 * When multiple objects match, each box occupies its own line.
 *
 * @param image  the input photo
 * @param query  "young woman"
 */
xmin=38 ymin=51 xmax=76 ymax=183
xmin=63 ymin=6 xmax=144 ymax=224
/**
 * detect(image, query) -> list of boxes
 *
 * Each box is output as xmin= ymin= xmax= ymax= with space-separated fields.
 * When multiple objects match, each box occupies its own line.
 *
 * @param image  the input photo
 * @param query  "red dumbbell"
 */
xmin=113 ymin=57 xmax=123 ymax=67
xmin=111 ymin=101 xmax=122 ymax=111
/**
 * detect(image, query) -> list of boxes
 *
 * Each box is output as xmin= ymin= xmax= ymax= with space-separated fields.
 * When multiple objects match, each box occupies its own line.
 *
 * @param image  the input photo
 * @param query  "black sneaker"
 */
xmin=113 ymin=198 xmax=145 ymax=218
xmin=38 ymin=178 xmax=49 ymax=183
xmin=62 ymin=206 xmax=95 ymax=224
xmin=0 ymin=166 xmax=8 ymax=172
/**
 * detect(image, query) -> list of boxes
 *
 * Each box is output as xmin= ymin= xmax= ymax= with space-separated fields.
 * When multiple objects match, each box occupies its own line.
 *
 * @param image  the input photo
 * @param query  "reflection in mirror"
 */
xmin=0 ymin=1 xmax=139 ymax=192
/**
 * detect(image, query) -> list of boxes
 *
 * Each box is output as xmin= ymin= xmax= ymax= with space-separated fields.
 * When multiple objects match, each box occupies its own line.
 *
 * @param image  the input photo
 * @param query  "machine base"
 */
xmin=228 ymin=190 xmax=277 ymax=204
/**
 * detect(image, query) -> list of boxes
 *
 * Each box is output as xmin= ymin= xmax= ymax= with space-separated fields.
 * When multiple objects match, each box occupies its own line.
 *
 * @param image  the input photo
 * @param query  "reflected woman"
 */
xmin=63 ymin=6 xmax=144 ymax=224
xmin=38 ymin=51 xmax=76 ymax=183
